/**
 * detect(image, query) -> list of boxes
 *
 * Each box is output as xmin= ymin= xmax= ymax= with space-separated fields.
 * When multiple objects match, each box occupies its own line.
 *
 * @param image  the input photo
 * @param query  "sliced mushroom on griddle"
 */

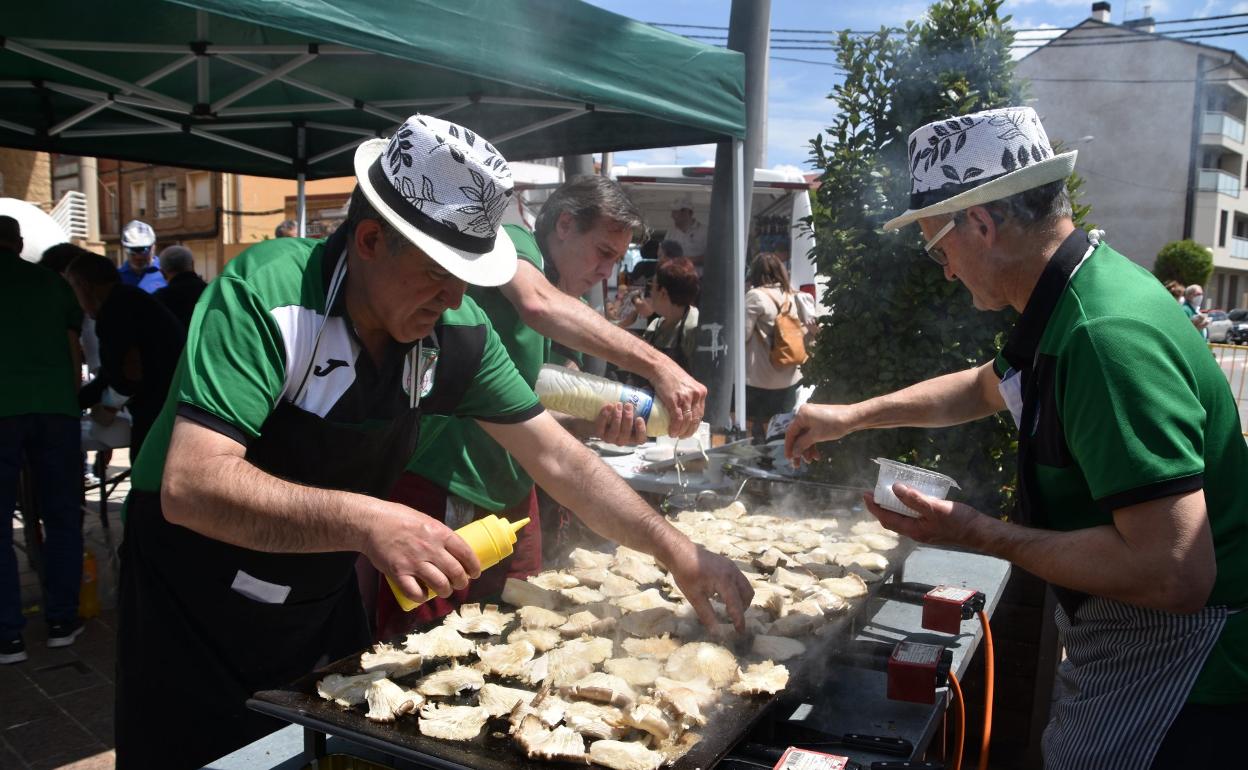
xmin=561 ymin=672 xmax=637 ymax=709
xmin=502 ymin=577 xmax=563 ymax=610
xmin=663 ymin=642 xmax=739 ymax=688
xmin=620 ymin=634 xmax=681 ymax=661
xmin=517 ymin=604 xmax=567 ymax=630
xmin=358 ymin=643 xmax=424 ymax=678
xmin=364 ymin=678 xmax=423 ymax=722
xmin=415 ymin=663 xmax=486 ymax=697
xmin=730 ymin=661 xmax=791 ymax=696
xmin=750 ymin=634 xmax=807 ymax=662
xmin=603 ymin=657 xmax=663 ymax=688
xmin=316 ymin=671 xmax=387 ymax=707
xmin=588 ymin=738 xmax=667 ymax=770
xmin=569 ymin=547 xmax=614 ymax=571
xmin=403 ymin=625 xmax=476 ymax=659
xmin=477 ymin=682 xmax=537 ymax=718
xmin=474 ymin=640 xmax=536 ymax=679
xmin=442 ymin=602 xmax=514 ymax=635
xmin=558 ymin=610 xmax=619 ymax=638
xmin=819 ymin=573 xmax=869 ymax=599
xmin=528 ymin=571 xmax=581 ymax=590
xmin=617 ymin=606 xmax=678 ymax=638
xmin=562 ymin=699 xmax=628 ymax=740
xmin=618 ymin=702 xmax=674 ymax=741
xmin=417 ymin=703 xmax=489 ymax=741
xmin=508 ymin=626 xmax=562 ymax=652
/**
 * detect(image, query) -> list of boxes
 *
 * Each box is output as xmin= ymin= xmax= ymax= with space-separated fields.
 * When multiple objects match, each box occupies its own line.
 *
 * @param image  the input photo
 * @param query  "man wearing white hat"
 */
xmin=114 ymin=115 xmax=752 ymax=769
xmin=668 ymin=192 xmax=707 ymax=267
xmin=785 ymin=106 xmax=1246 ymax=768
xmin=117 ymin=219 xmax=167 ymax=293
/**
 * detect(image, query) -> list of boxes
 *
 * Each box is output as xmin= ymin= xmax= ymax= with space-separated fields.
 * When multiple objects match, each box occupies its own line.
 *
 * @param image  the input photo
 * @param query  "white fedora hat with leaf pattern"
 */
xmin=354 ymin=114 xmax=516 ymax=287
xmin=883 ymin=106 xmax=1077 ymax=231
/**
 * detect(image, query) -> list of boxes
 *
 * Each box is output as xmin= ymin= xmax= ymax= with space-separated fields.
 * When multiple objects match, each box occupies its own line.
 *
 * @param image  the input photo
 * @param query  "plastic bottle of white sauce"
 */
xmin=535 ymin=364 xmax=671 ymax=437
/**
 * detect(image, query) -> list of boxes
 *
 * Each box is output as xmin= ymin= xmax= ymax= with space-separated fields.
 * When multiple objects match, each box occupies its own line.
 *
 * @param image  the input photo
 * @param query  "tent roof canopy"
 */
xmin=0 ymin=0 xmax=744 ymax=179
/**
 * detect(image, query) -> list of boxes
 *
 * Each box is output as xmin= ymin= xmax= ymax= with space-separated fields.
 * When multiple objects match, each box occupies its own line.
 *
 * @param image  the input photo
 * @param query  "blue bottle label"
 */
xmin=618 ymin=386 xmax=654 ymax=419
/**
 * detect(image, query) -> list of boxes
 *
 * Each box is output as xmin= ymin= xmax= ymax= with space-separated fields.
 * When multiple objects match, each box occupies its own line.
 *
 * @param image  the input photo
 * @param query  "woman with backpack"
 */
xmin=745 ymin=252 xmax=815 ymax=441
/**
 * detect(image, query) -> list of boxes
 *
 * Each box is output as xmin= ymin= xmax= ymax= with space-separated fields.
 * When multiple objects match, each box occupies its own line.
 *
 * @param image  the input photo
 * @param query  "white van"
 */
xmin=612 ymin=164 xmax=822 ymax=305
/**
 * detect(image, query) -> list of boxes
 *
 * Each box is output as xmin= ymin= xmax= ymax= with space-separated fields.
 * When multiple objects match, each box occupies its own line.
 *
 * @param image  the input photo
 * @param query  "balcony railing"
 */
xmin=1232 ymin=236 xmax=1248 ymax=259
xmin=1204 ymin=111 xmax=1247 ymax=143
xmin=1199 ymin=168 xmax=1242 ymax=197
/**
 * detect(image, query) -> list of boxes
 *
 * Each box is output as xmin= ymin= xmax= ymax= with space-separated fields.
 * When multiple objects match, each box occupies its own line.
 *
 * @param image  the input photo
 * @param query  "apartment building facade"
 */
xmin=1017 ymin=3 xmax=1248 ymax=308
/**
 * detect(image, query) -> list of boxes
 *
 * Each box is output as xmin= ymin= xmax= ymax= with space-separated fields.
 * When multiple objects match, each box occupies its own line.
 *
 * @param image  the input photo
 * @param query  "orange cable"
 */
xmin=977 ymin=610 xmax=995 ymax=770
xmin=948 ymin=670 xmax=965 ymax=770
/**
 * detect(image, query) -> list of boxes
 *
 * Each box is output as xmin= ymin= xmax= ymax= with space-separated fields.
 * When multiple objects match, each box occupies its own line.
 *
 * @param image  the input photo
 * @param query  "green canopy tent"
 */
xmin=0 ymin=0 xmax=752 ymax=429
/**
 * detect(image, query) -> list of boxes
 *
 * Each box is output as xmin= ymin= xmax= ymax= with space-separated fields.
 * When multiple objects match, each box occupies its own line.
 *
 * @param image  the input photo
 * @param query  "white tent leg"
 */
xmin=732 ymin=137 xmax=747 ymax=431
xmin=297 ymin=174 xmax=307 ymax=237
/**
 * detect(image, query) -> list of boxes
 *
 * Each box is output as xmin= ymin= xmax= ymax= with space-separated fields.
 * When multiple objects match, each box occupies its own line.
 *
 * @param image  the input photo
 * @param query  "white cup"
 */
xmin=872 ymin=458 xmax=960 ymax=518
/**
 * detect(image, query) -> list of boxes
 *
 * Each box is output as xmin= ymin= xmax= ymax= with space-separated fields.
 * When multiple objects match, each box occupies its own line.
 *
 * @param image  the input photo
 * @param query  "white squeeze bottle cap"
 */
xmin=534 ymin=364 xmax=671 ymax=437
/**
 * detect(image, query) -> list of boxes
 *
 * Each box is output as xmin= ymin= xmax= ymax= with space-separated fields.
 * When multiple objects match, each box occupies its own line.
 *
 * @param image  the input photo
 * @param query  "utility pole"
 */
xmin=693 ymin=0 xmax=771 ymax=431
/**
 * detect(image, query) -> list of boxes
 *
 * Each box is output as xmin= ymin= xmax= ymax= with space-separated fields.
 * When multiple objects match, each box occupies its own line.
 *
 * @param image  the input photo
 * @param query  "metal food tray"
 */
xmin=250 ymin=521 xmax=912 ymax=770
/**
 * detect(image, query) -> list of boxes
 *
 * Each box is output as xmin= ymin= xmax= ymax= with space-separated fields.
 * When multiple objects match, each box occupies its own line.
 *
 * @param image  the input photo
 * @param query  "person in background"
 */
xmin=658 ymin=238 xmax=684 ymax=262
xmin=118 ymin=220 xmax=166 ymax=294
xmin=154 ymin=245 xmax=207 ymax=330
xmin=1165 ymin=279 xmax=1185 ymax=303
xmin=274 ymin=219 xmax=298 ymax=238
xmin=667 ymin=194 xmax=707 ymax=267
xmin=1183 ymin=284 xmax=1210 ymax=338
xmin=0 ymin=217 xmax=85 ymax=663
xmin=745 ymin=252 xmax=805 ymax=440
xmin=65 ymin=253 xmax=185 ymax=458
xmin=377 ymin=175 xmax=715 ymax=639
xmin=636 ymin=257 xmax=700 ymax=377
xmin=786 ymin=106 xmax=1246 ymax=769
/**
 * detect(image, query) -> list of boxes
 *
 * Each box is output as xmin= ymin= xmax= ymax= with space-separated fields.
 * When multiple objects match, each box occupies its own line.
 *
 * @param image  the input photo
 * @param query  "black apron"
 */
xmin=1001 ymin=229 xmax=1228 ymax=769
xmin=115 ymin=251 xmax=430 ymax=770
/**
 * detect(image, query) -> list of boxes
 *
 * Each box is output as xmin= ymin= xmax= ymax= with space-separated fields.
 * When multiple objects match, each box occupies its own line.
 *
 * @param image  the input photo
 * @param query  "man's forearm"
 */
xmin=161 ymin=418 xmax=378 ymax=554
xmin=524 ymin=288 xmax=669 ymax=380
xmin=850 ymin=364 xmax=1001 ymax=430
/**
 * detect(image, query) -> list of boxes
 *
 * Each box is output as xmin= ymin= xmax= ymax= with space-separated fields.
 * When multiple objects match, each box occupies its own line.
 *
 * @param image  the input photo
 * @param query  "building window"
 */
xmin=187 ymin=172 xmax=212 ymax=210
xmin=1220 ymin=210 xmax=1229 ymax=248
xmin=129 ymin=180 xmax=147 ymax=218
xmin=156 ymin=178 xmax=179 ymax=219
xmin=102 ymin=181 xmax=118 ymax=232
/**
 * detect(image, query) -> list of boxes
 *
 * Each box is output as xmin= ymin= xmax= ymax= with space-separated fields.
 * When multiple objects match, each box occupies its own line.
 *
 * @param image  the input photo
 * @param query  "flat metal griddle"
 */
xmin=249 ymin=505 xmax=912 ymax=770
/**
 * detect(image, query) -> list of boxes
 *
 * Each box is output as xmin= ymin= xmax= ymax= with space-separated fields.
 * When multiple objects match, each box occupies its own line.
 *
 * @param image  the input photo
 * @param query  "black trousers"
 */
xmin=1149 ymin=700 xmax=1247 ymax=768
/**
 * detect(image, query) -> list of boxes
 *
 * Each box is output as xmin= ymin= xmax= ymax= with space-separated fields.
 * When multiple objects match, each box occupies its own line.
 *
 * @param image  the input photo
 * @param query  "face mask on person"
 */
xmin=1192 ymin=295 xmax=1204 ymax=309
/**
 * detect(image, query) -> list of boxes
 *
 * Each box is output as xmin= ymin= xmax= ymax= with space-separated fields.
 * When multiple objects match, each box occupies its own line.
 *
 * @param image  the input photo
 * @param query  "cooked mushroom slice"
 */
xmin=664 ymin=642 xmax=739 ymax=687
xmin=524 ymin=648 xmax=596 ymax=687
xmin=562 ymin=635 xmax=615 ymax=665
xmin=415 ymin=664 xmax=486 ymax=697
xmin=730 ymin=661 xmax=791 ymax=696
xmin=364 ymin=678 xmax=423 ymax=722
xmin=753 ymin=547 xmax=791 ymax=570
xmin=475 ymin=640 xmax=536 ymax=679
xmin=570 ymin=566 xmax=615 ymax=587
xmin=502 ymin=577 xmax=562 ymax=611
xmin=785 ymin=530 xmax=825 ymax=550
xmin=442 ymin=602 xmax=514 ymax=635
xmin=588 ymin=739 xmax=667 ymax=770
xmin=522 ymin=724 xmax=589 ymax=762
xmin=570 ymin=547 xmax=615 ymax=570
xmin=558 ymin=611 xmax=619 ymax=638
xmin=797 ymin=517 xmax=840 ymax=532
xmin=675 ymin=509 xmax=717 ymax=524
xmin=508 ymin=626 xmax=563 ymax=652
xmin=603 ymin=657 xmax=663 ymax=688
xmin=316 ymin=671 xmax=386 ymax=707
xmin=797 ymin=561 xmax=843 ymax=579
xmin=818 ymin=542 xmax=870 ymax=559
xmin=614 ymin=588 xmax=678 ymax=614
xmin=653 ymin=678 xmax=711 ymax=728
xmin=562 ymin=672 xmax=638 ymax=708
xmin=417 ymin=703 xmax=488 ymax=741
xmin=749 ymin=584 xmax=788 ymax=618
xmin=478 ymin=682 xmax=536 ymax=718
xmin=710 ymin=500 xmax=748 ymax=520
xmin=836 ymin=552 xmax=889 ymax=573
xmin=851 ymin=519 xmax=890 ymax=536
xmin=846 ymin=562 xmax=886 ymax=583
xmin=851 ymin=532 xmax=901 ymax=551
xmin=766 ymin=611 xmax=820 ymax=638
xmin=751 ymin=634 xmax=806 ymax=662
xmin=529 ymin=571 xmax=581 ymax=590
xmin=819 ymin=574 xmax=869 ymax=599
xmin=403 ymin=625 xmax=476 ymax=659
xmin=563 ymin=700 xmax=627 ymax=740
xmin=617 ymin=607 xmax=677 ymax=638
xmin=617 ymin=702 xmax=674 ymax=742
xmin=611 ymin=554 xmax=666 ymax=586
xmin=517 ymin=605 xmax=568 ymax=630
xmin=598 ymin=573 xmax=641 ymax=599
xmin=561 ymin=585 xmax=607 ymax=605
xmin=793 ymin=587 xmax=849 ymax=615
xmin=621 ymin=635 xmax=681 ymax=661
xmin=359 ymin=643 xmax=424 ymax=678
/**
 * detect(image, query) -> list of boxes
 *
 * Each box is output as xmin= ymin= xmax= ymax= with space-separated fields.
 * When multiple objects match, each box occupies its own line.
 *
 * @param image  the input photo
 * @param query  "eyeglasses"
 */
xmin=923 ymin=217 xmax=958 ymax=266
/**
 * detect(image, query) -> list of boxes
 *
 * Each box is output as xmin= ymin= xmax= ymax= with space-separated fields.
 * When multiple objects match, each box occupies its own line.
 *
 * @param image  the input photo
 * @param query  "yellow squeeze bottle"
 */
xmin=386 ymin=515 xmax=530 ymax=612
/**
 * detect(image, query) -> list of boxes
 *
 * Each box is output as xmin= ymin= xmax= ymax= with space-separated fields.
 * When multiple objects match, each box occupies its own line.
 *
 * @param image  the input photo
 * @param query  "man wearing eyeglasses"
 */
xmin=118 ymin=220 xmax=167 ymax=294
xmin=785 ymin=107 xmax=1246 ymax=769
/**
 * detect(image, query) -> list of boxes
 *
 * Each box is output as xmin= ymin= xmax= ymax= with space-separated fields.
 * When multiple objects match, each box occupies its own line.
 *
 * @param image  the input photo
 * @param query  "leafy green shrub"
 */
xmin=1153 ymin=240 xmax=1213 ymax=288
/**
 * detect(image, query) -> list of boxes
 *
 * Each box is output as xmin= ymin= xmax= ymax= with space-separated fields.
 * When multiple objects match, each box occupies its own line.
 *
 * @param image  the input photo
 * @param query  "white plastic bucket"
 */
xmin=872 ymin=458 xmax=960 ymax=518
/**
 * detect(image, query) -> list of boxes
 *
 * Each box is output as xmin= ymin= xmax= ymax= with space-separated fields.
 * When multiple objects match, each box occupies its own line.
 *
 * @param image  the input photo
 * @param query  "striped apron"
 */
xmin=1041 ymin=597 xmax=1228 ymax=769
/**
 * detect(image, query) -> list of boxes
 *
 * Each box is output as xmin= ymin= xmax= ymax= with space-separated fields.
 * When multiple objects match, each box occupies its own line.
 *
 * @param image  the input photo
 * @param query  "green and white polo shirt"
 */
xmin=130 ymin=229 xmax=542 ymax=494
xmin=408 ymin=225 xmax=552 ymax=511
xmin=995 ymin=237 xmax=1248 ymax=705
xmin=0 ymin=249 xmax=82 ymax=419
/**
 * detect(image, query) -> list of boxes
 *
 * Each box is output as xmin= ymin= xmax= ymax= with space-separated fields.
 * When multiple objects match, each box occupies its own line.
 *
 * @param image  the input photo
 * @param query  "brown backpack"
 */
xmin=768 ymin=290 xmax=809 ymax=367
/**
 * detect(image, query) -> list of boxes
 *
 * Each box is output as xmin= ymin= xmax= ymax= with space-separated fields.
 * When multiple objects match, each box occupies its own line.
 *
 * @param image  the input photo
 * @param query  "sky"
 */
xmin=583 ymin=0 xmax=1248 ymax=174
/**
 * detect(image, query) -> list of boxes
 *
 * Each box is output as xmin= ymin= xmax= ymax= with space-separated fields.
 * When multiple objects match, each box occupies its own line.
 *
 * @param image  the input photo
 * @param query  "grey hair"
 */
xmin=534 ymin=176 xmax=644 ymax=250
xmin=275 ymin=219 xmax=298 ymax=238
xmin=341 ymin=187 xmax=405 ymax=252
xmin=1185 ymin=284 xmax=1203 ymax=298
xmin=160 ymin=245 xmax=194 ymax=274
xmin=979 ymin=179 xmax=1072 ymax=230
